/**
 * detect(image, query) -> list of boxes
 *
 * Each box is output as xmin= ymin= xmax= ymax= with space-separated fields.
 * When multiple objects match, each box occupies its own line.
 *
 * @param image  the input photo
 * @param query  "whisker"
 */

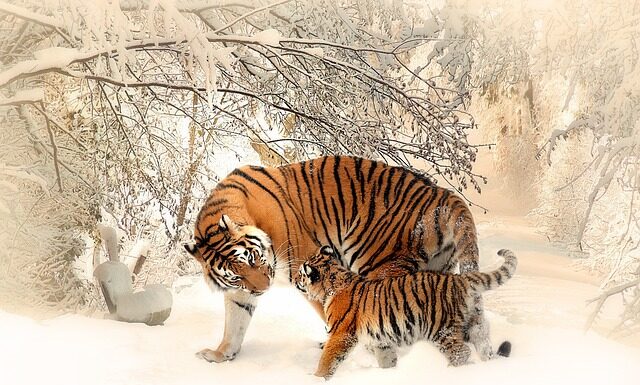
xmin=272 ymin=242 xmax=298 ymax=256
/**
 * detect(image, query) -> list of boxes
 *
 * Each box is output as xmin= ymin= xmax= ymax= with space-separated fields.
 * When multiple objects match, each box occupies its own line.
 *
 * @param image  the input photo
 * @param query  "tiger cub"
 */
xmin=296 ymin=246 xmax=517 ymax=379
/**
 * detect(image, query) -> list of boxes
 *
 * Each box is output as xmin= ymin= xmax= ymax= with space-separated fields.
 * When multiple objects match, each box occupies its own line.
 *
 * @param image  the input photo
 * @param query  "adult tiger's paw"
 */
xmin=196 ymin=348 xmax=237 ymax=363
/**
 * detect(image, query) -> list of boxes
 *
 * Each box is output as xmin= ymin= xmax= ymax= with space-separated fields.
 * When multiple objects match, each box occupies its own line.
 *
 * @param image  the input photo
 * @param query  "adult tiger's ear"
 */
xmin=304 ymin=264 xmax=320 ymax=283
xmin=184 ymin=243 xmax=197 ymax=256
xmin=219 ymin=214 xmax=241 ymax=237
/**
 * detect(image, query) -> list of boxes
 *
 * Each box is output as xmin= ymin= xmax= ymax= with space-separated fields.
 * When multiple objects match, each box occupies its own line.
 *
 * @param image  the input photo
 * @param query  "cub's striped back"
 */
xmin=296 ymin=247 xmax=517 ymax=379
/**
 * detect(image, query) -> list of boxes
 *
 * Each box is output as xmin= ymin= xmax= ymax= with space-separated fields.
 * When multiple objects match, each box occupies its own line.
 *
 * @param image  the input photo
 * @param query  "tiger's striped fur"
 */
xmin=296 ymin=247 xmax=517 ymax=379
xmin=186 ymin=156 xmax=483 ymax=362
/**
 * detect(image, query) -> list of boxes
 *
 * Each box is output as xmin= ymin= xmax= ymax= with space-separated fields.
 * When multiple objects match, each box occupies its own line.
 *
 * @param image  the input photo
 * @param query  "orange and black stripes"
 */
xmin=193 ymin=156 xmax=479 ymax=286
xmin=296 ymin=248 xmax=518 ymax=377
xmin=187 ymin=156 xmax=491 ymax=367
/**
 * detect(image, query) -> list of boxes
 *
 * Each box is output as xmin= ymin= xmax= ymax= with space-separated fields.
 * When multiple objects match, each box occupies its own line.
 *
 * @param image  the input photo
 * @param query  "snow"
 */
xmin=93 ymin=261 xmax=133 ymax=302
xmin=116 ymin=284 xmax=173 ymax=326
xmin=0 ymin=52 xmax=81 ymax=87
xmin=252 ymin=29 xmax=282 ymax=46
xmin=212 ymin=46 xmax=237 ymax=70
xmin=0 ymin=2 xmax=63 ymax=29
xmin=2 ymin=213 xmax=639 ymax=385
xmin=97 ymin=223 xmax=119 ymax=262
xmin=0 ymin=199 xmax=9 ymax=214
xmin=33 ymin=47 xmax=81 ymax=62
xmin=123 ymin=239 xmax=151 ymax=273
xmin=302 ymin=47 xmax=325 ymax=57
xmin=0 ymin=166 xmax=49 ymax=192
xmin=0 ymin=88 xmax=44 ymax=105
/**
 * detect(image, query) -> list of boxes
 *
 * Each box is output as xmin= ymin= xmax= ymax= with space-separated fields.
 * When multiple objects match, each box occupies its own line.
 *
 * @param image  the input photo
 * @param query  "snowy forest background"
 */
xmin=0 ymin=0 xmax=639 ymax=341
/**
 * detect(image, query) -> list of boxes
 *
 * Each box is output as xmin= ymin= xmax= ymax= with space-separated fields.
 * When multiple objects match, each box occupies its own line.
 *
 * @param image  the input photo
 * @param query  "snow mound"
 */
xmin=94 ymin=261 xmax=172 ymax=325
xmin=253 ymin=29 xmax=281 ymax=45
xmin=117 ymin=284 xmax=173 ymax=326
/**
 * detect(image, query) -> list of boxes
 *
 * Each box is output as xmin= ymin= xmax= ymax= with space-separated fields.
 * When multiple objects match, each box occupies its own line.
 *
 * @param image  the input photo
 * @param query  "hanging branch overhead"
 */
xmin=0 ymin=0 xmax=483 ymax=194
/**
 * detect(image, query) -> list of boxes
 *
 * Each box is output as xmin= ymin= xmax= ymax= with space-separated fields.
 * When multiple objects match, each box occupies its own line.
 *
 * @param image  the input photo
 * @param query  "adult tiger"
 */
xmin=184 ymin=156 xmax=483 ymax=363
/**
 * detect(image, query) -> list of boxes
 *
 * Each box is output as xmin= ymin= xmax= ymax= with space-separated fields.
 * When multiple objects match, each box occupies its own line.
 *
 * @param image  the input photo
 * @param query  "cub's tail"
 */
xmin=496 ymin=341 xmax=512 ymax=357
xmin=465 ymin=249 xmax=517 ymax=293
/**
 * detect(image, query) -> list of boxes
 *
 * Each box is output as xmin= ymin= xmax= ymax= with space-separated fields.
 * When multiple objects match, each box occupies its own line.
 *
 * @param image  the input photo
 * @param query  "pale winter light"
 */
xmin=0 ymin=1 xmax=638 ymax=384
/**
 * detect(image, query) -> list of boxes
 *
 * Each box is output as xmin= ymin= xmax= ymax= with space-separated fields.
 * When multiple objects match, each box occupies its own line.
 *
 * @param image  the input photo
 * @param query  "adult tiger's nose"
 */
xmin=236 ymin=263 xmax=272 ymax=293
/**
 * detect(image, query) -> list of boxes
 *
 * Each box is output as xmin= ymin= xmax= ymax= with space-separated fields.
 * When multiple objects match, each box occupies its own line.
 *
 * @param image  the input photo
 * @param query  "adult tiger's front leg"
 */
xmin=197 ymin=290 xmax=258 ymax=363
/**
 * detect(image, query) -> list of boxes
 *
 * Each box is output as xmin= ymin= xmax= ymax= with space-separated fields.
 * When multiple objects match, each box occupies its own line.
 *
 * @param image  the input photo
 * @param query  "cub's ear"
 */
xmin=184 ymin=243 xmax=197 ymax=255
xmin=304 ymin=264 xmax=320 ymax=283
xmin=319 ymin=245 xmax=340 ymax=260
xmin=319 ymin=245 xmax=335 ymax=256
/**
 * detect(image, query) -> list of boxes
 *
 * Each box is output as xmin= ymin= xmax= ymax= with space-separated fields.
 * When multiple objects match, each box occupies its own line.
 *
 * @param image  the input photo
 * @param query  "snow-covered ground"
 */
xmin=2 ymin=213 xmax=639 ymax=385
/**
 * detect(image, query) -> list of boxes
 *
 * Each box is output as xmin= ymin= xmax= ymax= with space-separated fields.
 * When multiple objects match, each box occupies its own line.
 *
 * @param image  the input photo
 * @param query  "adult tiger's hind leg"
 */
xmin=448 ymin=204 xmax=494 ymax=361
xmin=197 ymin=290 xmax=258 ymax=363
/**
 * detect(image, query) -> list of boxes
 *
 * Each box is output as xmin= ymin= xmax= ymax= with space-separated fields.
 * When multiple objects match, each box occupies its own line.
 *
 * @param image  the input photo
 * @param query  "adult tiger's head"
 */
xmin=296 ymin=245 xmax=351 ymax=303
xmin=184 ymin=214 xmax=274 ymax=296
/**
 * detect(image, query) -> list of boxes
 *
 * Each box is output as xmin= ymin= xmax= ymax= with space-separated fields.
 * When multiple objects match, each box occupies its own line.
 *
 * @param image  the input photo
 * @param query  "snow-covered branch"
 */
xmin=213 ymin=0 xmax=292 ymax=33
xmin=586 ymin=276 xmax=640 ymax=334
xmin=0 ymin=88 xmax=43 ymax=106
xmin=0 ymin=1 xmax=64 ymax=29
xmin=0 ymin=0 xmax=486 ymax=315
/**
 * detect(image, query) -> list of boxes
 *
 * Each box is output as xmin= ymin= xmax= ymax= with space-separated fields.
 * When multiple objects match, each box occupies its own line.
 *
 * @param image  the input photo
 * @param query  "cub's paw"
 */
xmin=378 ymin=355 xmax=397 ymax=369
xmin=478 ymin=346 xmax=494 ymax=361
xmin=313 ymin=370 xmax=332 ymax=380
xmin=196 ymin=348 xmax=236 ymax=363
xmin=375 ymin=350 xmax=397 ymax=368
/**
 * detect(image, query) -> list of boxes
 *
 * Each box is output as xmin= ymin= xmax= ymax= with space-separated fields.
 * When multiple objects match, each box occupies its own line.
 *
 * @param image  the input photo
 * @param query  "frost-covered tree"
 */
xmin=0 ymin=100 xmax=102 ymax=316
xmin=0 ymin=0 xmax=485 ymax=314
xmin=441 ymin=0 xmax=640 ymax=335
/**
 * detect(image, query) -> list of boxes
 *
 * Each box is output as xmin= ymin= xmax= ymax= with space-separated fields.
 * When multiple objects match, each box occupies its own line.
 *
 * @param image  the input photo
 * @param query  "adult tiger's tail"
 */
xmin=465 ymin=249 xmax=518 ymax=294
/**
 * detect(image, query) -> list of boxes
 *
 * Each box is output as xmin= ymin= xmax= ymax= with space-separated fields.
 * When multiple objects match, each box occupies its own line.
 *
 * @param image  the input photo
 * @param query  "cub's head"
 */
xmin=184 ymin=214 xmax=274 ymax=296
xmin=296 ymin=245 xmax=349 ymax=303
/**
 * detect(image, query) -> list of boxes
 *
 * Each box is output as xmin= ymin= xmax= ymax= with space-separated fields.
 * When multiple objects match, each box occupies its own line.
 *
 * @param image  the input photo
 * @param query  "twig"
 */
xmin=41 ymin=104 xmax=63 ymax=193
xmin=0 ymin=1 xmax=64 ymax=29
xmin=585 ymin=277 xmax=640 ymax=331
xmin=214 ymin=0 xmax=292 ymax=33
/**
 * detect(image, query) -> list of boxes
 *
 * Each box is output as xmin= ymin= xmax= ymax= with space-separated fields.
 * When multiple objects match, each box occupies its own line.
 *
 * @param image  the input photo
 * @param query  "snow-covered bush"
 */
xmin=0 ymin=101 xmax=101 ymax=316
